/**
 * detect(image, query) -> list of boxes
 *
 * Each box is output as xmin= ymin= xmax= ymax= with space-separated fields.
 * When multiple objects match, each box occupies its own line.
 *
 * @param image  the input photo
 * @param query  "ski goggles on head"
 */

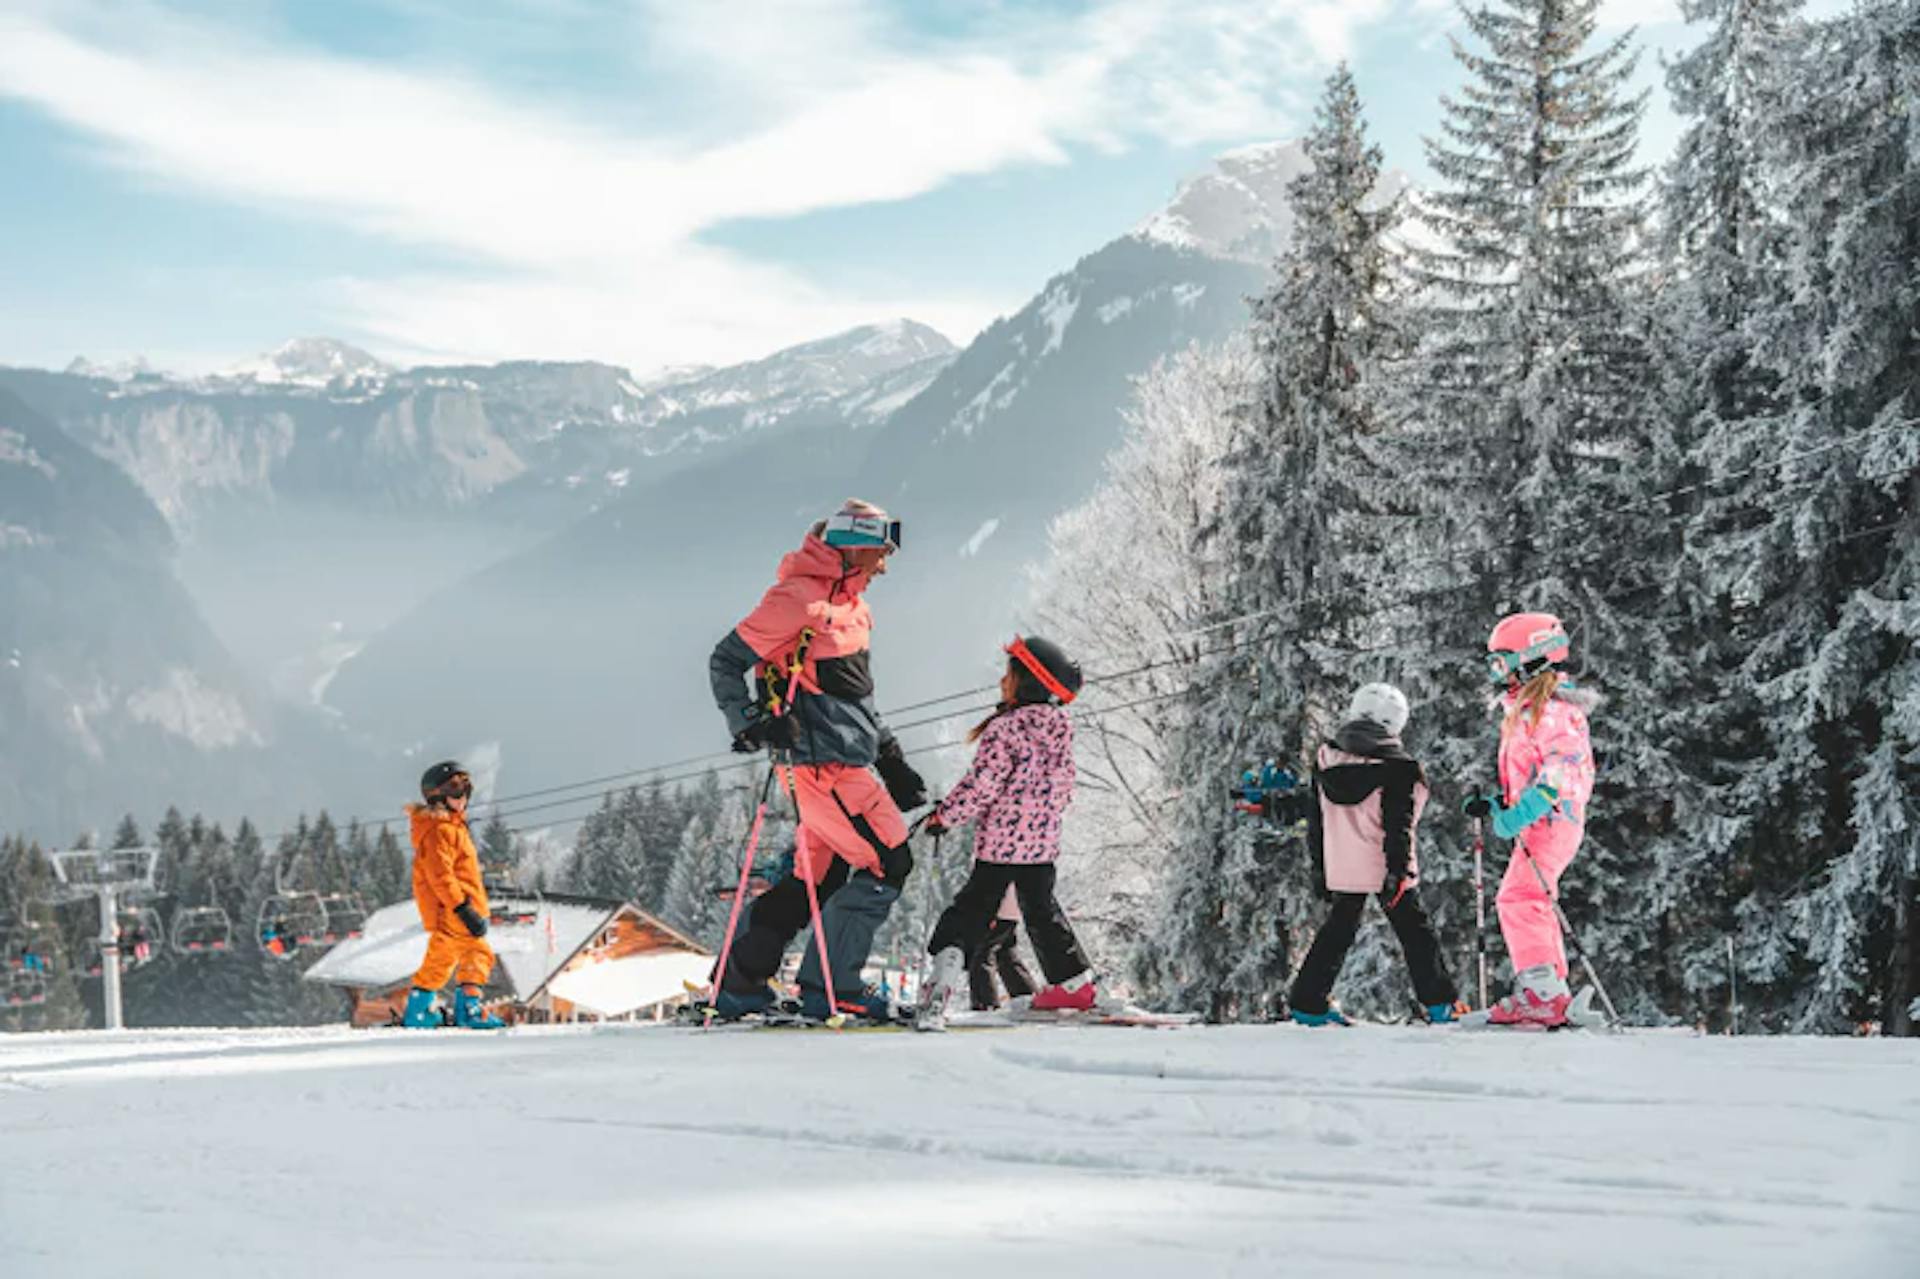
xmin=821 ymin=511 xmax=901 ymax=553
xmin=1485 ymin=631 xmax=1569 ymax=684
xmin=439 ymin=773 xmax=473 ymax=800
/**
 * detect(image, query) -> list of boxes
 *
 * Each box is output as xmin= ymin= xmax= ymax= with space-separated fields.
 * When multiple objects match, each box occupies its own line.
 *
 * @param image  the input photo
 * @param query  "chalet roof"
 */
xmin=545 ymin=951 xmax=715 ymax=1018
xmin=301 ymin=893 xmax=704 ymax=1000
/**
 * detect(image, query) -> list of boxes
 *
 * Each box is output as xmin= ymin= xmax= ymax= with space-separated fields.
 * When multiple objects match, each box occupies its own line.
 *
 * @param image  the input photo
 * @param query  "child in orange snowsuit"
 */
xmin=401 ymin=760 xmax=501 ymax=1029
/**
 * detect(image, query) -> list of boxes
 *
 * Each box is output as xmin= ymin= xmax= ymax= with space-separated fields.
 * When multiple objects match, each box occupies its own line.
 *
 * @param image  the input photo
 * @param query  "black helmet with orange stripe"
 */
xmin=1006 ymin=635 xmax=1083 ymax=706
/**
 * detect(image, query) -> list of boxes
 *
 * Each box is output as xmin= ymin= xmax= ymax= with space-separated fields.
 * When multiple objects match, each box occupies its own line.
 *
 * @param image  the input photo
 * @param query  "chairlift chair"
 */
xmin=4 ymin=968 xmax=48 ymax=1007
xmin=257 ymin=891 xmax=329 ymax=960
xmin=316 ymin=892 xmax=367 ymax=943
xmin=170 ymin=905 xmax=234 ymax=955
xmin=3 ymin=921 xmax=57 ymax=974
xmin=80 ymin=907 xmax=165 ymax=976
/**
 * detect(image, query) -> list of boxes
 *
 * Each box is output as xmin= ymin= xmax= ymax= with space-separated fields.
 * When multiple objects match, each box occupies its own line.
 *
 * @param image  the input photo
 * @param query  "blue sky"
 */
xmin=0 ymin=1 xmax=1825 ymax=377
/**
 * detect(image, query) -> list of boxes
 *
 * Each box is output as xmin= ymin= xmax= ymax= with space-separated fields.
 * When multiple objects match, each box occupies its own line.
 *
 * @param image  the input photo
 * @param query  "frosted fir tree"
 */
xmin=1137 ymin=67 xmax=1415 ymax=1019
xmin=1033 ymin=338 xmax=1253 ymax=969
xmin=1650 ymin=0 xmax=1809 ymax=1026
xmin=1744 ymin=0 xmax=1919 ymax=1033
xmin=1407 ymin=0 xmax=1676 ymax=1016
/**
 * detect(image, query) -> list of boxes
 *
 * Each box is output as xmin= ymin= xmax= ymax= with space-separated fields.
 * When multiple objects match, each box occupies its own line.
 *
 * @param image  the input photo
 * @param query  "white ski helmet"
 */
xmin=1346 ymin=682 xmax=1410 ymax=735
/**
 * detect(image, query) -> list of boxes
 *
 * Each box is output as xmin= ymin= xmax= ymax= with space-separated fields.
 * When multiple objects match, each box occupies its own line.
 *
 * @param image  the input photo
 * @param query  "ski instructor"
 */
xmin=706 ymin=498 xmax=928 ymax=1020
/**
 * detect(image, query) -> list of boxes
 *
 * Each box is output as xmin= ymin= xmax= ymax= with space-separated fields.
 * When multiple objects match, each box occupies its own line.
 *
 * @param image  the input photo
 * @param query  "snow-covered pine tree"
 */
xmin=1408 ymin=0 xmax=1672 ymax=1015
xmin=1644 ymin=0 xmax=1808 ymax=1025
xmin=1740 ymin=0 xmax=1920 ymax=1033
xmin=1034 ymin=338 xmax=1252 ymax=969
xmin=1136 ymin=66 xmax=1412 ymax=1019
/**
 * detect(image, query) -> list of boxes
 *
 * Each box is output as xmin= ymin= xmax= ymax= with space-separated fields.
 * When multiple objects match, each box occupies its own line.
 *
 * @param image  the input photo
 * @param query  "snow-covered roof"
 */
xmin=545 ymin=951 xmax=715 ymax=1018
xmin=302 ymin=895 xmax=674 ymax=1000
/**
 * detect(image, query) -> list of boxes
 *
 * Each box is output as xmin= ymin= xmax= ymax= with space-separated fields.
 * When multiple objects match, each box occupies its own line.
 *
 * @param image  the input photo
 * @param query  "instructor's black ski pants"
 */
xmin=1288 ymin=888 xmax=1458 ymax=1016
xmin=722 ymin=842 xmax=914 ymax=998
xmin=927 ymin=861 xmax=1087 ymax=985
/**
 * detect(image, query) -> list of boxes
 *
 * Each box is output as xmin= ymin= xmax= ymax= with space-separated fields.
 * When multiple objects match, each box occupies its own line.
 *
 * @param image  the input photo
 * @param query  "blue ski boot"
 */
xmin=401 ymin=986 xmax=441 ymax=1029
xmin=1425 ymin=1000 xmax=1469 ymax=1024
xmin=708 ymin=984 xmax=777 ymax=1021
xmin=453 ymin=988 xmax=504 ymax=1029
xmin=802 ymin=983 xmax=899 ymax=1024
xmin=1289 ymin=1006 xmax=1352 ymax=1027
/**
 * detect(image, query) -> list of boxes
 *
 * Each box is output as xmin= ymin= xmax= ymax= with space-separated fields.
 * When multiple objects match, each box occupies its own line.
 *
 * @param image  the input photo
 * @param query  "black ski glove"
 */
xmin=876 ymin=842 xmax=915 ymax=884
xmin=454 ymin=898 xmax=488 ymax=938
xmin=1461 ymin=793 xmax=1494 ymax=819
xmin=874 ymin=740 xmax=927 ymax=810
xmin=732 ymin=710 xmax=796 ymax=754
xmin=1381 ymin=874 xmax=1410 ymax=910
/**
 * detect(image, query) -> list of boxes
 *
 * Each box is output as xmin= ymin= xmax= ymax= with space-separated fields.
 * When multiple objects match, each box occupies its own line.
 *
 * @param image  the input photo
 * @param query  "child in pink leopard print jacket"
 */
xmin=914 ymin=636 xmax=1100 ymax=1030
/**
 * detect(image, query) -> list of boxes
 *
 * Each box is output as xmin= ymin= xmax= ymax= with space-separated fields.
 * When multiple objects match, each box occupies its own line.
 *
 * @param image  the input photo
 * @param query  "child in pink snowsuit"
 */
xmin=1467 ymin=612 xmax=1598 ymax=1027
xmin=915 ymin=636 xmax=1096 ymax=1030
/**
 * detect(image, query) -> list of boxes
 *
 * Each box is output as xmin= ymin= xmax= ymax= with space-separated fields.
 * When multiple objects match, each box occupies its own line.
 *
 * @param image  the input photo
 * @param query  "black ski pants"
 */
xmin=969 ymin=916 xmax=1037 ymax=1009
xmin=722 ymin=841 xmax=914 ymax=998
xmin=926 ymin=861 xmax=1087 ymax=985
xmin=1288 ymin=888 xmax=1458 ymax=1016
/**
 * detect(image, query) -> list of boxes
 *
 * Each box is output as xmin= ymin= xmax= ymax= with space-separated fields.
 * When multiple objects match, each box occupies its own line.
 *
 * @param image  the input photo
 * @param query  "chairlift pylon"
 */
xmin=170 ymin=905 xmax=234 ymax=956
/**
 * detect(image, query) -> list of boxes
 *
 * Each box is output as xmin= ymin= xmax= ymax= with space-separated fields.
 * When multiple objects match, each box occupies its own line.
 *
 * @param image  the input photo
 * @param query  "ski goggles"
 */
xmin=1485 ymin=631 xmax=1569 ymax=684
xmin=1006 ymin=635 xmax=1077 ymax=705
xmin=822 ymin=511 xmax=902 ymax=553
xmin=437 ymin=773 xmax=473 ymax=801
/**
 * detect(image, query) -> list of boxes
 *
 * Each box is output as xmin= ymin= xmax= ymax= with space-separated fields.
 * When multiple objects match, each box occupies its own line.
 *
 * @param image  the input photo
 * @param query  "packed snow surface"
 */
xmin=1 ymin=1024 xmax=1915 ymax=1278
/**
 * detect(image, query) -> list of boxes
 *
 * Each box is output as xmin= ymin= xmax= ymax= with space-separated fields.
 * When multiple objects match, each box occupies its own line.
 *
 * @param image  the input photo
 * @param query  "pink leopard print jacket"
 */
xmin=935 ymin=704 xmax=1076 ymax=864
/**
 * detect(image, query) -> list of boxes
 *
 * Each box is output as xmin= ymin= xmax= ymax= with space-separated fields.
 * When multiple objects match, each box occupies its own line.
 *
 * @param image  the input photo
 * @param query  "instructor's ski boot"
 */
xmin=1289 ymin=1005 xmax=1352 ymax=1027
xmin=400 ymin=986 xmax=441 ymax=1029
xmin=453 ymin=988 xmax=504 ymax=1030
xmin=803 ymin=983 xmax=902 ymax=1024
xmin=915 ymin=946 xmax=966 ymax=1033
xmin=707 ymin=984 xmax=778 ymax=1021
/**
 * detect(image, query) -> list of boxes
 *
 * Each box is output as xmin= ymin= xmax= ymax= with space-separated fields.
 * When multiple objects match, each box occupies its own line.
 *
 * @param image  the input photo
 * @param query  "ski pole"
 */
xmin=704 ymin=763 xmax=779 ymax=1026
xmin=1472 ymin=816 xmax=1489 ymax=1010
xmin=793 ymin=819 xmax=840 ymax=1025
xmin=1515 ymin=840 xmax=1622 ymax=1028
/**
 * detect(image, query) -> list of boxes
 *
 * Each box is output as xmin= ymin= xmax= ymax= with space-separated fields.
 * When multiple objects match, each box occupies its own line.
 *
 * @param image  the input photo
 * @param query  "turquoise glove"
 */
xmin=1491 ymin=783 xmax=1560 ymax=839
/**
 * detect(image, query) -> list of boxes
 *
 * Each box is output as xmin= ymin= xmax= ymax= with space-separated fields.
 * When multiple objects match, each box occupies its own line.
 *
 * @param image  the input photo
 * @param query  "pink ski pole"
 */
xmin=704 ymin=764 xmax=778 ymax=1026
xmin=793 ymin=820 xmax=841 ymax=1024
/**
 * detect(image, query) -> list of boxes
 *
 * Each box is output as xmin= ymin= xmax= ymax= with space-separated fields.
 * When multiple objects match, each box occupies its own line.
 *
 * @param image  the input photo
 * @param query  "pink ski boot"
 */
xmin=1484 ymin=964 xmax=1571 ymax=1028
xmin=1028 ymin=971 xmax=1098 ymax=1013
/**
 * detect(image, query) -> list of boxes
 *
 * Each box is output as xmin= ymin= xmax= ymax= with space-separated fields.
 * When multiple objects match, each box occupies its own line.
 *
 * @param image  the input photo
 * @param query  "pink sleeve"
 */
xmin=734 ymin=579 xmax=813 ymax=662
xmin=938 ymin=720 xmax=1016 ymax=830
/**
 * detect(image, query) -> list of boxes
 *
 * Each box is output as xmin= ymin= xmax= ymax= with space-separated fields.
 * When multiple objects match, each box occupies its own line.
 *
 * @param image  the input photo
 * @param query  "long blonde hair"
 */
xmin=1504 ymin=669 xmax=1562 ymax=732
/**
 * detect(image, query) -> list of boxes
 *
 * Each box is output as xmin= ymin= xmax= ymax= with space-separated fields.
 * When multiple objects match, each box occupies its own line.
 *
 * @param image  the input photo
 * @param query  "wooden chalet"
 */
xmin=302 ymin=891 xmax=712 ymax=1027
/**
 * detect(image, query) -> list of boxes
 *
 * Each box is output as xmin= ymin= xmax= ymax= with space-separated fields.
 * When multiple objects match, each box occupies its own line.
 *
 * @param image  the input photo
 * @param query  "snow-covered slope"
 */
xmin=1 ymin=1024 xmax=1914 ymax=1278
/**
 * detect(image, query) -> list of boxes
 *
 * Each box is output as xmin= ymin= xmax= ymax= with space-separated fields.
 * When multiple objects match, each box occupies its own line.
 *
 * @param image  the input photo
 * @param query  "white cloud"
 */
xmin=0 ymin=0 xmax=1396 ymax=372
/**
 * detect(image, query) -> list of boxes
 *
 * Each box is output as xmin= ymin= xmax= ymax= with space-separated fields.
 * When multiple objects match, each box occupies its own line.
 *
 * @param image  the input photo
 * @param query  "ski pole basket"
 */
xmin=170 ymin=905 xmax=234 ymax=955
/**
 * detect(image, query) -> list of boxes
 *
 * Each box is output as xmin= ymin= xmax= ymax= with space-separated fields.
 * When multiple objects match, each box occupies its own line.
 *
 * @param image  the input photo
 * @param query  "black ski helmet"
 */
xmin=1006 ymin=635 xmax=1083 ymax=705
xmin=420 ymin=760 xmax=471 ymax=803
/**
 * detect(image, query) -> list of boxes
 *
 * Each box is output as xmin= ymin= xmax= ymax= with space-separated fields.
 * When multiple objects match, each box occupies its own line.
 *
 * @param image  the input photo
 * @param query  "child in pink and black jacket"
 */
xmin=915 ymin=636 xmax=1096 ymax=1029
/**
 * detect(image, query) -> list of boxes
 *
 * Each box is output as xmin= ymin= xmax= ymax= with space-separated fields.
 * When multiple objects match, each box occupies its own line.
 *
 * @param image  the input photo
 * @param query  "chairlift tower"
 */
xmin=48 ymin=847 xmax=159 ymax=1031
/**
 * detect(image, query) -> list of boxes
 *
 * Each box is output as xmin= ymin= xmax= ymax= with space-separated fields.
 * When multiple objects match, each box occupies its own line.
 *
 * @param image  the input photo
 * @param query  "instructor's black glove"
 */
xmin=1461 ymin=793 xmax=1494 ymax=819
xmin=877 ymin=842 xmax=915 ymax=884
xmin=874 ymin=739 xmax=928 ymax=810
xmin=732 ymin=710 xmax=796 ymax=754
xmin=454 ymin=898 xmax=489 ymax=938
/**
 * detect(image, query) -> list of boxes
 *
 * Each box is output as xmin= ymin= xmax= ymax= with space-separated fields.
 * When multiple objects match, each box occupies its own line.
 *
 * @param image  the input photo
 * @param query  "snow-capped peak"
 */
xmin=222 ymin=338 xmax=392 ymax=388
xmin=1134 ymin=139 xmax=1416 ymax=265
xmin=1135 ymin=139 xmax=1312 ymax=262
xmin=64 ymin=354 xmax=160 ymax=382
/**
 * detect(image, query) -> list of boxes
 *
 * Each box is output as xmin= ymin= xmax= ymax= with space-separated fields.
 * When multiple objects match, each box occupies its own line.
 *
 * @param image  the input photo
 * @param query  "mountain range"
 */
xmin=1 ymin=140 xmax=1355 ymax=838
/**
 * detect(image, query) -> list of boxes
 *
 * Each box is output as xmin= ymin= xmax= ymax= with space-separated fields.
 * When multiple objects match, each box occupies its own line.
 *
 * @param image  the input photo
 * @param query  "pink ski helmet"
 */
xmin=1486 ymin=612 xmax=1570 ymax=685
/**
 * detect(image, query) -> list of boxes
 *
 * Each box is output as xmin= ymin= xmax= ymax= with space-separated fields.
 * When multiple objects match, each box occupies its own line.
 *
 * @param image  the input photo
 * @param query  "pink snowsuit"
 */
xmin=1495 ymin=692 xmax=1596 ymax=977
